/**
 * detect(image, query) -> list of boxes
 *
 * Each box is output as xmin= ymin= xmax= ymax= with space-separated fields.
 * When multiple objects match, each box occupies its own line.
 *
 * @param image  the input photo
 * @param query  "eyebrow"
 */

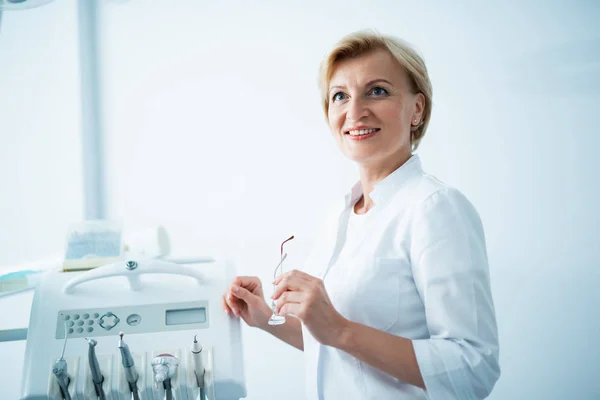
xmin=329 ymin=79 xmax=394 ymax=93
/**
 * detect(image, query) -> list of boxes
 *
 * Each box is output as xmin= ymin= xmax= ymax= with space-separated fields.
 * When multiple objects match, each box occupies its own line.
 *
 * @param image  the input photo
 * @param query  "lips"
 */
xmin=344 ymin=126 xmax=380 ymax=141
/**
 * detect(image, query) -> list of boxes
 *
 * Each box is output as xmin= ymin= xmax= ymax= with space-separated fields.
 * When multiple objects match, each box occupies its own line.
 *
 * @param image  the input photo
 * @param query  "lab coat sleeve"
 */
xmin=409 ymin=188 xmax=500 ymax=399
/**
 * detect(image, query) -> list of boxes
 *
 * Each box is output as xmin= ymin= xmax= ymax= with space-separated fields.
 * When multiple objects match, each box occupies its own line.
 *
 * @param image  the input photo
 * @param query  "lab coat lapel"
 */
xmin=339 ymin=185 xmax=416 ymax=263
xmin=317 ymin=201 xmax=352 ymax=280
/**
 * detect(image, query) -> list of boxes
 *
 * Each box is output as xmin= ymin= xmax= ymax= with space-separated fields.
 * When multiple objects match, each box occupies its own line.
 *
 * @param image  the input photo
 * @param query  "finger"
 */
xmin=221 ymin=295 xmax=232 ymax=316
xmin=273 ymin=269 xmax=314 ymax=287
xmin=230 ymin=285 xmax=259 ymax=306
xmin=271 ymin=274 xmax=313 ymax=300
xmin=274 ymin=291 xmax=304 ymax=315
xmin=272 ymin=269 xmax=312 ymax=285
xmin=271 ymin=279 xmax=305 ymax=301
xmin=224 ymin=290 xmax=243 ymax=317
xmin=232 ymin=276 xmax=261 ymax=293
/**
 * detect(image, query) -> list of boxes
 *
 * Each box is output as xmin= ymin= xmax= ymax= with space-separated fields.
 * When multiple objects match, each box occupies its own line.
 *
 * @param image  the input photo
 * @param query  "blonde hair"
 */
xmin=318 ymin=30 xmax=433 ymax=151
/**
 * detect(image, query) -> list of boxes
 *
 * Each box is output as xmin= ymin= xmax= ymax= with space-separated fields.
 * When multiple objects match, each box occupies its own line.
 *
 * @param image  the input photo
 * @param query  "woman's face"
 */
xmin=327 ymin=48 xmax=425 ymax=167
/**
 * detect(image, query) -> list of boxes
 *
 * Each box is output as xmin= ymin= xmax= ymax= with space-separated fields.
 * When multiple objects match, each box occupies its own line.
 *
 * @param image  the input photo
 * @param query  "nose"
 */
xmin=345 ymin=97 xmax=369 ymax=123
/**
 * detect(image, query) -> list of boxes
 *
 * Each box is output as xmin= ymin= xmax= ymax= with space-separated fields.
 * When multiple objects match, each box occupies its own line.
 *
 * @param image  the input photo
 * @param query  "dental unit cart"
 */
xmin=19 ymin=258 xmax=247 ymax=400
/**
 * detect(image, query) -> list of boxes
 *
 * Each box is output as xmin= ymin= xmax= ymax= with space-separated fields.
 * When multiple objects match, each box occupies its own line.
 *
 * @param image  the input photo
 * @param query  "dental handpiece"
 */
xmin=118 ymin=332 xmax=140 ymax=400
xmin=52 ymin=358 xmax=71 ymax=400
xmin=151 ymin=353 xmax=179 ymax=400
xmin=53 ymin=321 xmax=72 ymax=400
xmin=192 ymin=334 xmax=207 ymax=400
xmin=86 ymin=338 xmax=106 ymax=400
xmin=192 ymin=335 xmax=205 ymax=387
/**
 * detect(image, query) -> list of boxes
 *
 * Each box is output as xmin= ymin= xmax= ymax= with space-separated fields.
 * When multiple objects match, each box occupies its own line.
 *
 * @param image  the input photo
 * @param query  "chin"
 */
xmin=346 ymin=153 xmax=380 ymax=165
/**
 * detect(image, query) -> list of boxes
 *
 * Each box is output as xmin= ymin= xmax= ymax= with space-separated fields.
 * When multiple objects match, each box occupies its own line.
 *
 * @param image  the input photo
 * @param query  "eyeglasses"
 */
xmin=268 ymin=235 xmax=294 ymax=326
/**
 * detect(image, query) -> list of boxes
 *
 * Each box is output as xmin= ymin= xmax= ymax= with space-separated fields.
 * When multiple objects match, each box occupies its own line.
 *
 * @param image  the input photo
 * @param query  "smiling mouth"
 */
xmin=345 ymin=128 xmax=380 ymax=136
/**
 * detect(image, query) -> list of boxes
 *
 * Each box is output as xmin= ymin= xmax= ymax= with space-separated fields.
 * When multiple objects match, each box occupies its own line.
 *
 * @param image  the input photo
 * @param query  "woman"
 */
xmin=222 ymin=30 xmax=500 ymax=399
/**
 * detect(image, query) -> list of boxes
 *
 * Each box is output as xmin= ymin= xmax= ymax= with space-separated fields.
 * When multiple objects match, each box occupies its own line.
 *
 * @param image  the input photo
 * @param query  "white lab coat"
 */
xmin=301 ymin=155 xmax=500 ymax=399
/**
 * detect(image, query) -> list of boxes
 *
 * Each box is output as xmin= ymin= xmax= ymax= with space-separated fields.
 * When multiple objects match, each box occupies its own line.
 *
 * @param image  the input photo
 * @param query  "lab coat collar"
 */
xmin=344 ymin=154 xmax=423 ymax=209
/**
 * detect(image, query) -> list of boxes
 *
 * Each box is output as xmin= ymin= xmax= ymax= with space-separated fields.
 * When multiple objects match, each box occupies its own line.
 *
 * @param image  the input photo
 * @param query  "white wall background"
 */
xmin=1 ymin=0 xmax=600 ymax=399
xmin=0 ymin=0 xmax=83 ymax=267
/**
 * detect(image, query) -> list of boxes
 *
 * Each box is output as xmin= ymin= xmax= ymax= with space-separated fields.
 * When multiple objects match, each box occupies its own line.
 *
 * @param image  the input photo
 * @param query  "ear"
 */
xmin=412 ymin=93 xmax=426 ymax=124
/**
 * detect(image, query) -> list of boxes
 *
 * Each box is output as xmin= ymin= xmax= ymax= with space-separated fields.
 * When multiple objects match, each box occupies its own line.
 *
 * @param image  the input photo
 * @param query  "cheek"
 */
xmin=378 ymin=106 xmax=411 ymax=136
xmin=327 ymin=111 xmax=342 ymax=132
xmin=381 ymin=104 xmax=407 ymax=125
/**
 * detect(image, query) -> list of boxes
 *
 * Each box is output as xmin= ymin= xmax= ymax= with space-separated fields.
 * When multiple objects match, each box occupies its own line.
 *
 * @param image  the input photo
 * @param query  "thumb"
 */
xmin=231 ymin=285 xmax=259 ymax=305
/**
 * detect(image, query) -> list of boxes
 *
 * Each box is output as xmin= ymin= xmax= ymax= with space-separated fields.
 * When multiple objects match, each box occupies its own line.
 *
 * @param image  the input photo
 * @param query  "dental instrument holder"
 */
xmin=20 ymin=258 xmax=246 ymax=400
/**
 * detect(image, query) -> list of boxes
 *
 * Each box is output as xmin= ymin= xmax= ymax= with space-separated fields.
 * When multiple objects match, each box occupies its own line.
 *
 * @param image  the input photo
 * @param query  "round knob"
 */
xmin=125 ymin=260 xmax=138 ymax=270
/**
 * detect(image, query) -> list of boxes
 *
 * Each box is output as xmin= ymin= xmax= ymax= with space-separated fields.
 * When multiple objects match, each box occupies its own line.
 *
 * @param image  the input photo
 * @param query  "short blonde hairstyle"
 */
xmin=319 ymin=30 xmax=433 ymax=151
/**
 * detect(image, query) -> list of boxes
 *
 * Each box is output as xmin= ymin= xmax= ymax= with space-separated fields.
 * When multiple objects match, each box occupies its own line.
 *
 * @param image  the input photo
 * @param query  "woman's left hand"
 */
xmin=272 ymin=269 xmax=349 ymax=347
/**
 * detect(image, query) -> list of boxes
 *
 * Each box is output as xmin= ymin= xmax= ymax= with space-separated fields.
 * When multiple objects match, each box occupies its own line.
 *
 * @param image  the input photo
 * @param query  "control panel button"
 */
xmin=83 ymin=313 xmax=90 ymax=319
xmin=99 ymin=312 xmax=120 ymax=331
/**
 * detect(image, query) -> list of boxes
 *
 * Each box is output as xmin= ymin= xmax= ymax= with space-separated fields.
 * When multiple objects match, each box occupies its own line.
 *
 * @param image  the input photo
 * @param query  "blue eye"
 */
xmin=371 ymin=86 xmax=389 ymax=97
xmin=332 ymin=92 xmax=347 ymax=102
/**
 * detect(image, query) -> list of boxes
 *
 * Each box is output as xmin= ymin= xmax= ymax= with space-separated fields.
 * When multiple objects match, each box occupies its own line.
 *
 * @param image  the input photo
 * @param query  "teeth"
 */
xmin=348 ymin=128 xmax=378 ymax=136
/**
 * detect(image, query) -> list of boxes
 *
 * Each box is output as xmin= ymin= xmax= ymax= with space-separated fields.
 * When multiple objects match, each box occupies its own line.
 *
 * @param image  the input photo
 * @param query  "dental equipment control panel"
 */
xmin=20 ymin=258 xmax=246 ymax=400
xmin=56 ymin=301 xmax=210 ymax=339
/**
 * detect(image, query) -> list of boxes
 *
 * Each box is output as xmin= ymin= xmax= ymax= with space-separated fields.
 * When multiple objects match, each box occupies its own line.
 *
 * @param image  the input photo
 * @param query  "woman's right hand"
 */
xmin=222 ymin=276 xmax=272 ymax=329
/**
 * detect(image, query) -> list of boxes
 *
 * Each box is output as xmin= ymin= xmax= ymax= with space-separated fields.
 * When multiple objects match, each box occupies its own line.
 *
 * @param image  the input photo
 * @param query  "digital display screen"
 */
xmin=165 ymin=307 xmax=206 ymax=326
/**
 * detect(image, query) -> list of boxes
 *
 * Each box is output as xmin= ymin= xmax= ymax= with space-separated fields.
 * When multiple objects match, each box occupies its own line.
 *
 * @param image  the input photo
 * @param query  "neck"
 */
xmin=354 ymin=151 xmax=412 ymax=214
